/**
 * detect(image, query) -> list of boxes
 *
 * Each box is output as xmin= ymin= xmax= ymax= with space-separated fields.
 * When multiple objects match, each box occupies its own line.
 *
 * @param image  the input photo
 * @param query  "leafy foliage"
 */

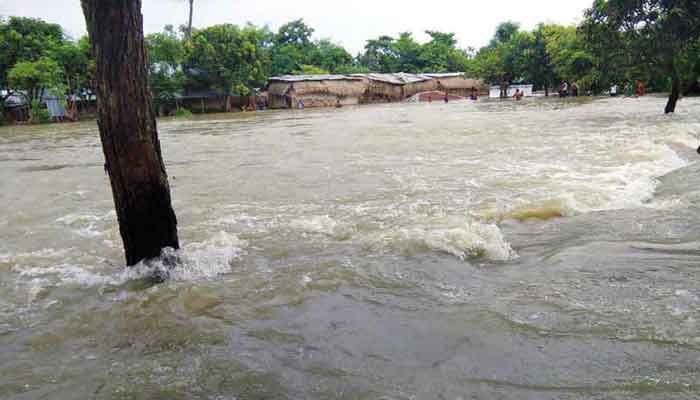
xmin=8 ymin=57 xmax=64 ymax=103
xmin=185 ymin=23 xmax=269 ymax=96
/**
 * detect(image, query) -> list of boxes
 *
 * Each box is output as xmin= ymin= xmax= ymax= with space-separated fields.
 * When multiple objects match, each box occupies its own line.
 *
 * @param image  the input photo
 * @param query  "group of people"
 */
xmin=610 ymin=81 xmax=645 ymax=97
xmin=558 ymin=82 xmax=579 ymax=97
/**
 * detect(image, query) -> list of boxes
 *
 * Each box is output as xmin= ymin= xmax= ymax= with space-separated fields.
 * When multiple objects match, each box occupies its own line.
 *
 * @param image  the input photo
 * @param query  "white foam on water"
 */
xmin=10 ymin=231 xmax=248 ymax=288
xmin=363 ymin=217 xmax=516 ymax=262
xmin=290 ymin=215 xmax=339 ymax=236
xmin=667 ymin=131 xmax=700 ymax=149
xmin=55 ymin=211 xmax=116 ymax=238
xmin=289 ymin=215 xmax=355 ymax=240
xmin=164 ymin=231 xmax=247 ymax=281
xmin=552 ymin=140 xmax=688 ymax=214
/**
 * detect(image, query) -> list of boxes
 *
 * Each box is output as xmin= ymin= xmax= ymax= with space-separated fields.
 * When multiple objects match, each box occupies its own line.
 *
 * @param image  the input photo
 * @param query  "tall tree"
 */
xmin=81 ymin=0 xmax=180 ymax=266
xmin=585 ymin=0 xmax=700 ymax=113
xmin=0 ymin=16 xmax=65 ymax=99
xmin=146 ymin=25 xmax=186 ymax=109
xmin=187 ymin=0 xmax=194 ymax=40
xmin=186 ymin=23 xmax=269 ymax=106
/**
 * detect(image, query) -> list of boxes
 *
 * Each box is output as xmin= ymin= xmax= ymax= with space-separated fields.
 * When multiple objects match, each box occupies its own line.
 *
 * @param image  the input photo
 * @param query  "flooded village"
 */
xmin=267 ymin=73 xmax=486 ymax=109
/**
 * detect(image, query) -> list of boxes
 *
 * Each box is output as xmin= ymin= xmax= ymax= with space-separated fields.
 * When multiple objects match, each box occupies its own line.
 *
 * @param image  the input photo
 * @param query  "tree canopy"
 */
xmin=3 ymin=3 xmax=700 ymax=115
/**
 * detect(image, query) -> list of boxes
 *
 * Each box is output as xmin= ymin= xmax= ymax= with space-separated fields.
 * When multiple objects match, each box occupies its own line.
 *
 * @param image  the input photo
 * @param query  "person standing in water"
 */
xmin=469 ymin=88 xmax=479 ymax=101
xmin=443 ymin=92 xmax=449 ymax=103
xmin=636 ymin=81 xmax=646 ymax=97
xmin=610 ymin=84 xmax=619 ymax=97
xmin=296 ymin=99 xmax=305 ymax=109
xmin=571 ymin=83 xmax=579 ymax=97
xmin=513 ymin=89 xmax=523 ymax=101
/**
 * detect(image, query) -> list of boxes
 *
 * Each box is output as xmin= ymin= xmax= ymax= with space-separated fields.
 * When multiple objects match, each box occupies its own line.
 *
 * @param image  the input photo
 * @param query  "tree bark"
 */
xmin=665 ymin=66 xmax=681 ymax=114
xmin=81 ymin=0 xmax=179 ymax=266
xmin=187 ymin=0 xmax=194 ymax=40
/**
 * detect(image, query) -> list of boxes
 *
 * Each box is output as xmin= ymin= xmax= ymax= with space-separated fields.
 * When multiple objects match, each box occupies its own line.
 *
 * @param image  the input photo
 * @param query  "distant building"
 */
xmin=266 ymin=73 xmax=487 ymax=109
xmin=267 ymin=75 xmax=367 ymax=109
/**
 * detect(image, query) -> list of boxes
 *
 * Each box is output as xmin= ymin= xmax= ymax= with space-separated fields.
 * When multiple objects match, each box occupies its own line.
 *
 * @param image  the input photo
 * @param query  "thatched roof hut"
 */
xmin=425 ymin=73 xmax=487 ymax=96
xmin=267 ymin=75 xmax=367 ymax=109
xmin=265 ymin=72 xmax=487 ymax=108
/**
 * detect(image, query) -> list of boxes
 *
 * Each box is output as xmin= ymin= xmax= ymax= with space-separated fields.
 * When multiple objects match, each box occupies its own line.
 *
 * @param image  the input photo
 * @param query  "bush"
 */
xmin=174 ymin=107 xmax=193 ymax=118
xmin=30 ymin=100 xmax=51 ymax=124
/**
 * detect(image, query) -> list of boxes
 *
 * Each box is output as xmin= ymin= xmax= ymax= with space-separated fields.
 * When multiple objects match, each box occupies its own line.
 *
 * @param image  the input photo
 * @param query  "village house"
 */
xmin=267 ymin=75 xmax=367 ymax=109
xmin=266 ymin=73 xmax=487 ymax=109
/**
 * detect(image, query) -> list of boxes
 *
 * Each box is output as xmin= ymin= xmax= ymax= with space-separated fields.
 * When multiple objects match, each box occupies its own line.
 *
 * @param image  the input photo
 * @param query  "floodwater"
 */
xmin=2 ymin=96 xmax=700 ymax=399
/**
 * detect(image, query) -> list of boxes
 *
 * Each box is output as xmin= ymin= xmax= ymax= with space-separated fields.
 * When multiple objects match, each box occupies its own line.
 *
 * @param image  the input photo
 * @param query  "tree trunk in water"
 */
xmin=81 ymin=0 xmax=179 ymax=266
xmin=665 ymin=66 xmax=681 ymax=114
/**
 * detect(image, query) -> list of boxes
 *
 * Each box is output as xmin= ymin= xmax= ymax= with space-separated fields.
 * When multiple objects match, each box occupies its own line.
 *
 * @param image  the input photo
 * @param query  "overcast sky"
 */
xmin=1 ymin=0 xmax=593 ymax=54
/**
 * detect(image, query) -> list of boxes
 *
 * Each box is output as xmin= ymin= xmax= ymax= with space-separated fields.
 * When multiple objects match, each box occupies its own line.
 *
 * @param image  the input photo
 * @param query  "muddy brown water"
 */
xmin=2 ymin=96 xmax=700 ymax=399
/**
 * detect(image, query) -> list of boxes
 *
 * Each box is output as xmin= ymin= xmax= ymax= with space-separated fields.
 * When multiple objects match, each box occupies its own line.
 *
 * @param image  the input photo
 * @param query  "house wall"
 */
xmin=403 ymin=80 xmax=439 ymax=99
xmin=435 ymin=77 xmax=488 ymax=97
xmin=268 ymin=79 xmax=367 ymax=109
xmin=360 ymin=79 xmax=402 ymax=103
xmin=266 ymin=75 xmax=487 ymax=108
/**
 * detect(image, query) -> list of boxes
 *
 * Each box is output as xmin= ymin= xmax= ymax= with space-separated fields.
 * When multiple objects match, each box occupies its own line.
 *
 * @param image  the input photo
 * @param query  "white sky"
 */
xmin=0 ymin=0 xmax=592 ymax=54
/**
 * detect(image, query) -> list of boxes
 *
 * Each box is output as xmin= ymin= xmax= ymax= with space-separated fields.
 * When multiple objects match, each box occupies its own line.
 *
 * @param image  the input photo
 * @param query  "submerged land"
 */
xmin=2 ymin=96 xmax=700 ymax=399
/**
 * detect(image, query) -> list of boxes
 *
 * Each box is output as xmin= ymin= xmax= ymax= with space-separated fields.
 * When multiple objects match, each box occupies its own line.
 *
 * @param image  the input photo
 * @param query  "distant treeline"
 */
xmin=1 ymin=0 xmax=699 ymax=118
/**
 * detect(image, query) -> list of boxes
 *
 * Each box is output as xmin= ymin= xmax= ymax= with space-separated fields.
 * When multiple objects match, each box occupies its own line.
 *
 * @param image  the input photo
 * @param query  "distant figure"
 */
xmin=610 ymin=84 xmax=619 ymax=97
xmin=560 ymin=82 xmax=569 ymax=97
xmin=44 ymin=95 xmax=66 ymax=122
xmin=513 ymin=89 xmax=523 ymax=101
xmin=571 ymin=83 xmax=579 ymax=97
xmin=335 ymin=98 xmax=343 ymax=108
xmin=469 ymin=88 xmax=478 ymax=101
xmin=624 ymin=82 xmax=634 ymax=97
xmin=443 ymin=92 xmax=449 ymax=103
xmin=296 ymin=99 xmax=305 ymax=109
xmin=636 ymin=81 xmax=646 ymax=97
xmin=428 ymin=95 xmax=432 ymax=103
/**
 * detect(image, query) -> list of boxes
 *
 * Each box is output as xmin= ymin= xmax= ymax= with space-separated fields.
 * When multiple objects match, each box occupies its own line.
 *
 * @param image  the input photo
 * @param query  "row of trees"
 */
xmin=3 ymin=0 xmax=700 ymax=120
xmin=469 ymin=2 xmax=700 ymax=112
xmin=146 ymin=20 xmax=474 ymax=107
xmin=0 ymin=15 xmax=475 ymax=118
xmin=0 ymin=17 xmax=92 ymax=107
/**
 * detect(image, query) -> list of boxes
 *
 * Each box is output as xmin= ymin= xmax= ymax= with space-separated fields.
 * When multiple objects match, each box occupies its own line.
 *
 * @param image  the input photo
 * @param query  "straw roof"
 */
xmin=424 ymin=72 xmax=466 ymax=79
xmin=269 ymin=75 xmax=363 ymax=82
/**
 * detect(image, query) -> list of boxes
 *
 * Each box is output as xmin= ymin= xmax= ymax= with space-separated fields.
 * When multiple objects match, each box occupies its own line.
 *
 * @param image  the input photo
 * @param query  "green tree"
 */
xmin=419 ymin=31 xmax=471 ymax=72
xmin=297 ymin=64 xmax=329 ymax=75
xmin=585 ymin=0 xmax=700 ymax=113
xmin=309 ymin=39 xmax=353 ymax=73
xmin=0 ymin=17 xmax=65 ymax=97
xmin=360 ymin=35 xmax=401 ymax=72
xmin=544 ymin=25 xmax=595 ymax=88
xmin=268 ymin=19 xmax=320 ymax=76
xmin=7 ymin=57 xmax=64 ymax=104
xmin=490 ymin=21 xmax=520 ymax=46
xmin=146 ymin=25 xmax=186 ymax=107
xmin=45 ymin=38 xmax=93 ymax=97
xmin=186 ymin=23 xmax=269 ymax=107
xmin=275 ymin=19 xmax=314 ymax=48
